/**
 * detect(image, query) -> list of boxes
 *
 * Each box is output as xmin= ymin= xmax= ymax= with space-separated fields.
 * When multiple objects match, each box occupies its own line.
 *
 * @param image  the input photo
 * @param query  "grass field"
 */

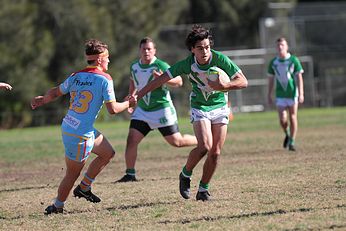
xmin=0 ymin=107 xmax=345 ymax=230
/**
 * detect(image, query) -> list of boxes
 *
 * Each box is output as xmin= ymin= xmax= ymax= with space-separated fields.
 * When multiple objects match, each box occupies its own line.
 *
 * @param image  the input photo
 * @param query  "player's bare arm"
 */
xmin=153 ymin=70 xmax=182 ymax=88
xmin=137 ymin=72 xmax=171 ymax=100
xmin=297 ymin=73 xmax=304 ymax=103
xmin=0 ymin=82 xmax=12 ymax=91
xmin=208 ymin=71 xmax=248 ymax=91
xmin=267 ymin=76 xmax=275 ymax=105
xmin=106 ymin=96 xmax=137 ymax=115
xmin=31 ymin=87 xmax=62 ymax=110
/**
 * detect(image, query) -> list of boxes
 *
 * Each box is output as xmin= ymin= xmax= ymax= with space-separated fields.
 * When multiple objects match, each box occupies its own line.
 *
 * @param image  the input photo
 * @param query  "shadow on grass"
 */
xmin=107 ymin=200 xmax=179 ymax=211
xmin=158 ymin=204 xmax=346 ymax=225
xmin=0 ymin=185 xmax=52 ymax=193
xmin=62 ymin=200 xmax=179 ymax=215
xmin=0 ymin=177 xmax=175 ymax=194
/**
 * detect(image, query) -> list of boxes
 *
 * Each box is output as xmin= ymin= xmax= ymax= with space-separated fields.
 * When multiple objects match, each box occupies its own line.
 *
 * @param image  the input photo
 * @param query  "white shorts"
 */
xmin=131 ymin=105 xmax=178 ymax=129
xmin=190 ymin=105 xmax=230 ymax=125
xmin=276 ymin=97 xmax=298 ymax=108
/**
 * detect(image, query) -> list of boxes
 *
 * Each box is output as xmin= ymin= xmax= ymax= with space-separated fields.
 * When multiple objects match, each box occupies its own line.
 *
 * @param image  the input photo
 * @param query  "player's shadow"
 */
xmin=157 ymin=204 xmax=346 ymax=225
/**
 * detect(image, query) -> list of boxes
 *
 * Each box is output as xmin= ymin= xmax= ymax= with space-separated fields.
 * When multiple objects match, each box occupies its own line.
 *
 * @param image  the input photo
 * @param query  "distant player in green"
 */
xmin=267 ymin=37 xmax=304 ymax=151
xmin=116 ymin=37 xmax=197 ymax=183
xmin=135 ymin=25 xmax=248 ymax=201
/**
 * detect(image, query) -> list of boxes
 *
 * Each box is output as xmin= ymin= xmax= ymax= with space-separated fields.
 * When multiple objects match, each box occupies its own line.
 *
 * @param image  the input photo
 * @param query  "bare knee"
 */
xmin=108 ymin=150 xmax=116 ymax=160
xmin=101 ymin=150 xmax=115 ymax=164
xmin=196 ymin=143 xmax=211 ymax=156
xmin=208 ymin=152 xmax=220 ymax=164
xmin=169 ymin=138 xmax=184 ymax=148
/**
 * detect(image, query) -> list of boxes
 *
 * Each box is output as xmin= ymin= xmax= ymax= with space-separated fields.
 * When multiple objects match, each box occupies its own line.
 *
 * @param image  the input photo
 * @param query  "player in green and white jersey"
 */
xmin=136 ymin=25 xmax=248 ymax=201
xmin=267 ymin=37 xmax=304 ymax=152
xmin=116 ymin=37 xmax=197 ymax=183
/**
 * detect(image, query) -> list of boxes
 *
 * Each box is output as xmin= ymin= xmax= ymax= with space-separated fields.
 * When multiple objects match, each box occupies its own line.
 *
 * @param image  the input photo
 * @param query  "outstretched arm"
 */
xmin=31 ymin=87 xmax=63 ymax=110
xmin=106 ymin=101 xmax=129 ymax=114
xmin=0 ymin=82 xmax=12 ymax=91
xmin=152 ymin=70 xmax=182 ymax=88
xmin=106 ymin=96 xmax=137 ymax=115
xmin=137 ymin=72 xmax=171 ymax=100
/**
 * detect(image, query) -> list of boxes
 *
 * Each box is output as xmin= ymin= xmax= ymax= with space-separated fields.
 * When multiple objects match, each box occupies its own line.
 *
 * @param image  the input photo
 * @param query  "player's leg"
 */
xmin=186 ymin=120 xmax=212 ymax=171
xmin=179 ymin=120 xmax=211 ymax=199
xmin=85 ymin=131 xmax=115 ymax=179
xmin=277 ymin=106 xmax=290 ymax=148
xmin=196 ymin=123 xmax=227 ymax=201
xmin=45 ymin=133 xmax=91 ymax=214
xmin=159 ymin=124 xmax=197 ymax=147
xmin=45 ymin=156 xmax=85 ymax=214
xmin=57 ymin=157 xmax=85 ymax=201
xmin=287 ymin=103 xmax=298 ymax=151
xmin=73 ymin=131 xmax=115 ymax=203
xmin=116 ymin=120 xmax=150 ymax=182
xmin=278 ymin=106 xmax=289 ymax=133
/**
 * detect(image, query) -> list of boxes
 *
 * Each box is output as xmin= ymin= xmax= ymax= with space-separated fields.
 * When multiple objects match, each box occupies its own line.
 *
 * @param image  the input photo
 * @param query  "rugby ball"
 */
xmin=207 ymin=67 xmax=230 ymax=91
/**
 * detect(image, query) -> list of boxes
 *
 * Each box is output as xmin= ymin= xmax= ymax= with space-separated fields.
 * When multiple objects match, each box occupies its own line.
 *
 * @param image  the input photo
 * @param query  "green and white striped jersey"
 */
xmin=267 ymin=53 xmax=304 ymax=99
xmin=130 ymin=57 xmax=173 ymax=111
xmin=167 ymin=49 xmax=241 ymax=112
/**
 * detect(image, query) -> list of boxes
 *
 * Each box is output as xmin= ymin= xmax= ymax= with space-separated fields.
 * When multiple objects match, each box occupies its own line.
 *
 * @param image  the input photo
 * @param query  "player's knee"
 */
xmin=169 ymin=139 xmax=184 ymax=148
xmin=126 ymin=134 xmax=140 ymax=147
xmin=208 ymin=152 xmax=220 ymax=163
xmin=104 ymin=150 xmax=115 ymax=162
xmin=197 ymin=143 xmax=211 ymax=154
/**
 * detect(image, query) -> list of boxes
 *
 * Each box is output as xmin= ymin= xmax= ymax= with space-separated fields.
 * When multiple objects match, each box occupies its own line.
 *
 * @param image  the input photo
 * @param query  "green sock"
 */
xmin=198 ymin=181 xmax=209 ymax=192
xmin=289 ymin=138 xmax=295 ymax=145
xmin=126 ymin=168 xmax=135 ymax=176
xmin=285 ymin=128 xmax=290 ymax=136
xmin=182 ymin=166 xmax=192 ymax=178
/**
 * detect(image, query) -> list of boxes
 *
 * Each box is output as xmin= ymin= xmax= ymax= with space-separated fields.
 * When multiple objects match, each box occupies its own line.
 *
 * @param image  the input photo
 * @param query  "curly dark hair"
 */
xmin=185 ymin=24 xmax=214 ymax=51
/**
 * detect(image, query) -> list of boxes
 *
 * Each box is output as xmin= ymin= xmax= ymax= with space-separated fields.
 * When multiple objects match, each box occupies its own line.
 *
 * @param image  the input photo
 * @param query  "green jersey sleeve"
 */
xmin=166 ymin=56 xmax=193 ymax=78
xmin=292 ymin=55 xmax=304 ymax=74
xmin=211 ymin=50 xmax=241 ymax=79
xmin=267 ymin=58 xmax=275 ymax=76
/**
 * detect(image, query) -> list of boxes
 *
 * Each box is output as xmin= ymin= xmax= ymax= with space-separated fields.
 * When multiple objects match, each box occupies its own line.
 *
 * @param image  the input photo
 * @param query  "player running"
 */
xmin=135 ymin=25 xmax=248 ymax=201
xmin=31 ymin=39 xmax=136 ymax=214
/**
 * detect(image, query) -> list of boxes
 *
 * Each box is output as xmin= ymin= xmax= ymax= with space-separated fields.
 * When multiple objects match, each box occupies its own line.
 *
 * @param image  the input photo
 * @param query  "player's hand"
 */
xmin=127 ymin=107 xmax=134 ymax=114
xmin=31 ymin=96 xmax=45 ymax=110
xmin=299 ymin=95 xmax=304 ymax=104
xmin=0 ymin=82 xmax=12 ymax=91
xmin=128 ymin=95 xmax=137 ymax=108
xmin=152 ymin=70 xmax=163 ymax=79
xmin=207 ymin=78 xmax=225 ymax=91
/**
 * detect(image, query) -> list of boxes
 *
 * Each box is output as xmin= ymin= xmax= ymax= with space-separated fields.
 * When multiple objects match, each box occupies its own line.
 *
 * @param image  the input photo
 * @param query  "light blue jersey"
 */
xmin=59 ymin=66 xmax=116 ymax=138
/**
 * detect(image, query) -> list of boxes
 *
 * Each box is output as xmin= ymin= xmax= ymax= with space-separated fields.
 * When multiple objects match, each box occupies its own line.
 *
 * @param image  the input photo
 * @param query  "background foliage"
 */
xmin=0 ymin=0 xmax=298 ymax=128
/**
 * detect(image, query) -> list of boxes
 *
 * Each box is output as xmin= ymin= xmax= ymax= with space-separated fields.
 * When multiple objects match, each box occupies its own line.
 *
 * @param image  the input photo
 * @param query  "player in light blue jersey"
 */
xmin=31 ymin=39 xmax=135 ymax=214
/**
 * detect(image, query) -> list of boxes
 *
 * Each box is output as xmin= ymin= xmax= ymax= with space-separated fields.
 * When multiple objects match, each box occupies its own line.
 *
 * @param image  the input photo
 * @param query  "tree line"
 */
xmin=0 ymin=0 xmax=295 ymax=128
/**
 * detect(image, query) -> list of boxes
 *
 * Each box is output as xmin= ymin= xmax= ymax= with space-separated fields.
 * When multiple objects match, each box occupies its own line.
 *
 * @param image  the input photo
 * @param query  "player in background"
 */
xmin=31 ymin=39 xmax=136 ymax=214
xmin=0 ymin=82 xmax=12 ymax=91
xmin=135 ymin=25 xmax=248 ymax=201
xmin=115 ymin=37 xmax=197 ymax=183
xmin=267 ymin=37 xmax=304 ymax=151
